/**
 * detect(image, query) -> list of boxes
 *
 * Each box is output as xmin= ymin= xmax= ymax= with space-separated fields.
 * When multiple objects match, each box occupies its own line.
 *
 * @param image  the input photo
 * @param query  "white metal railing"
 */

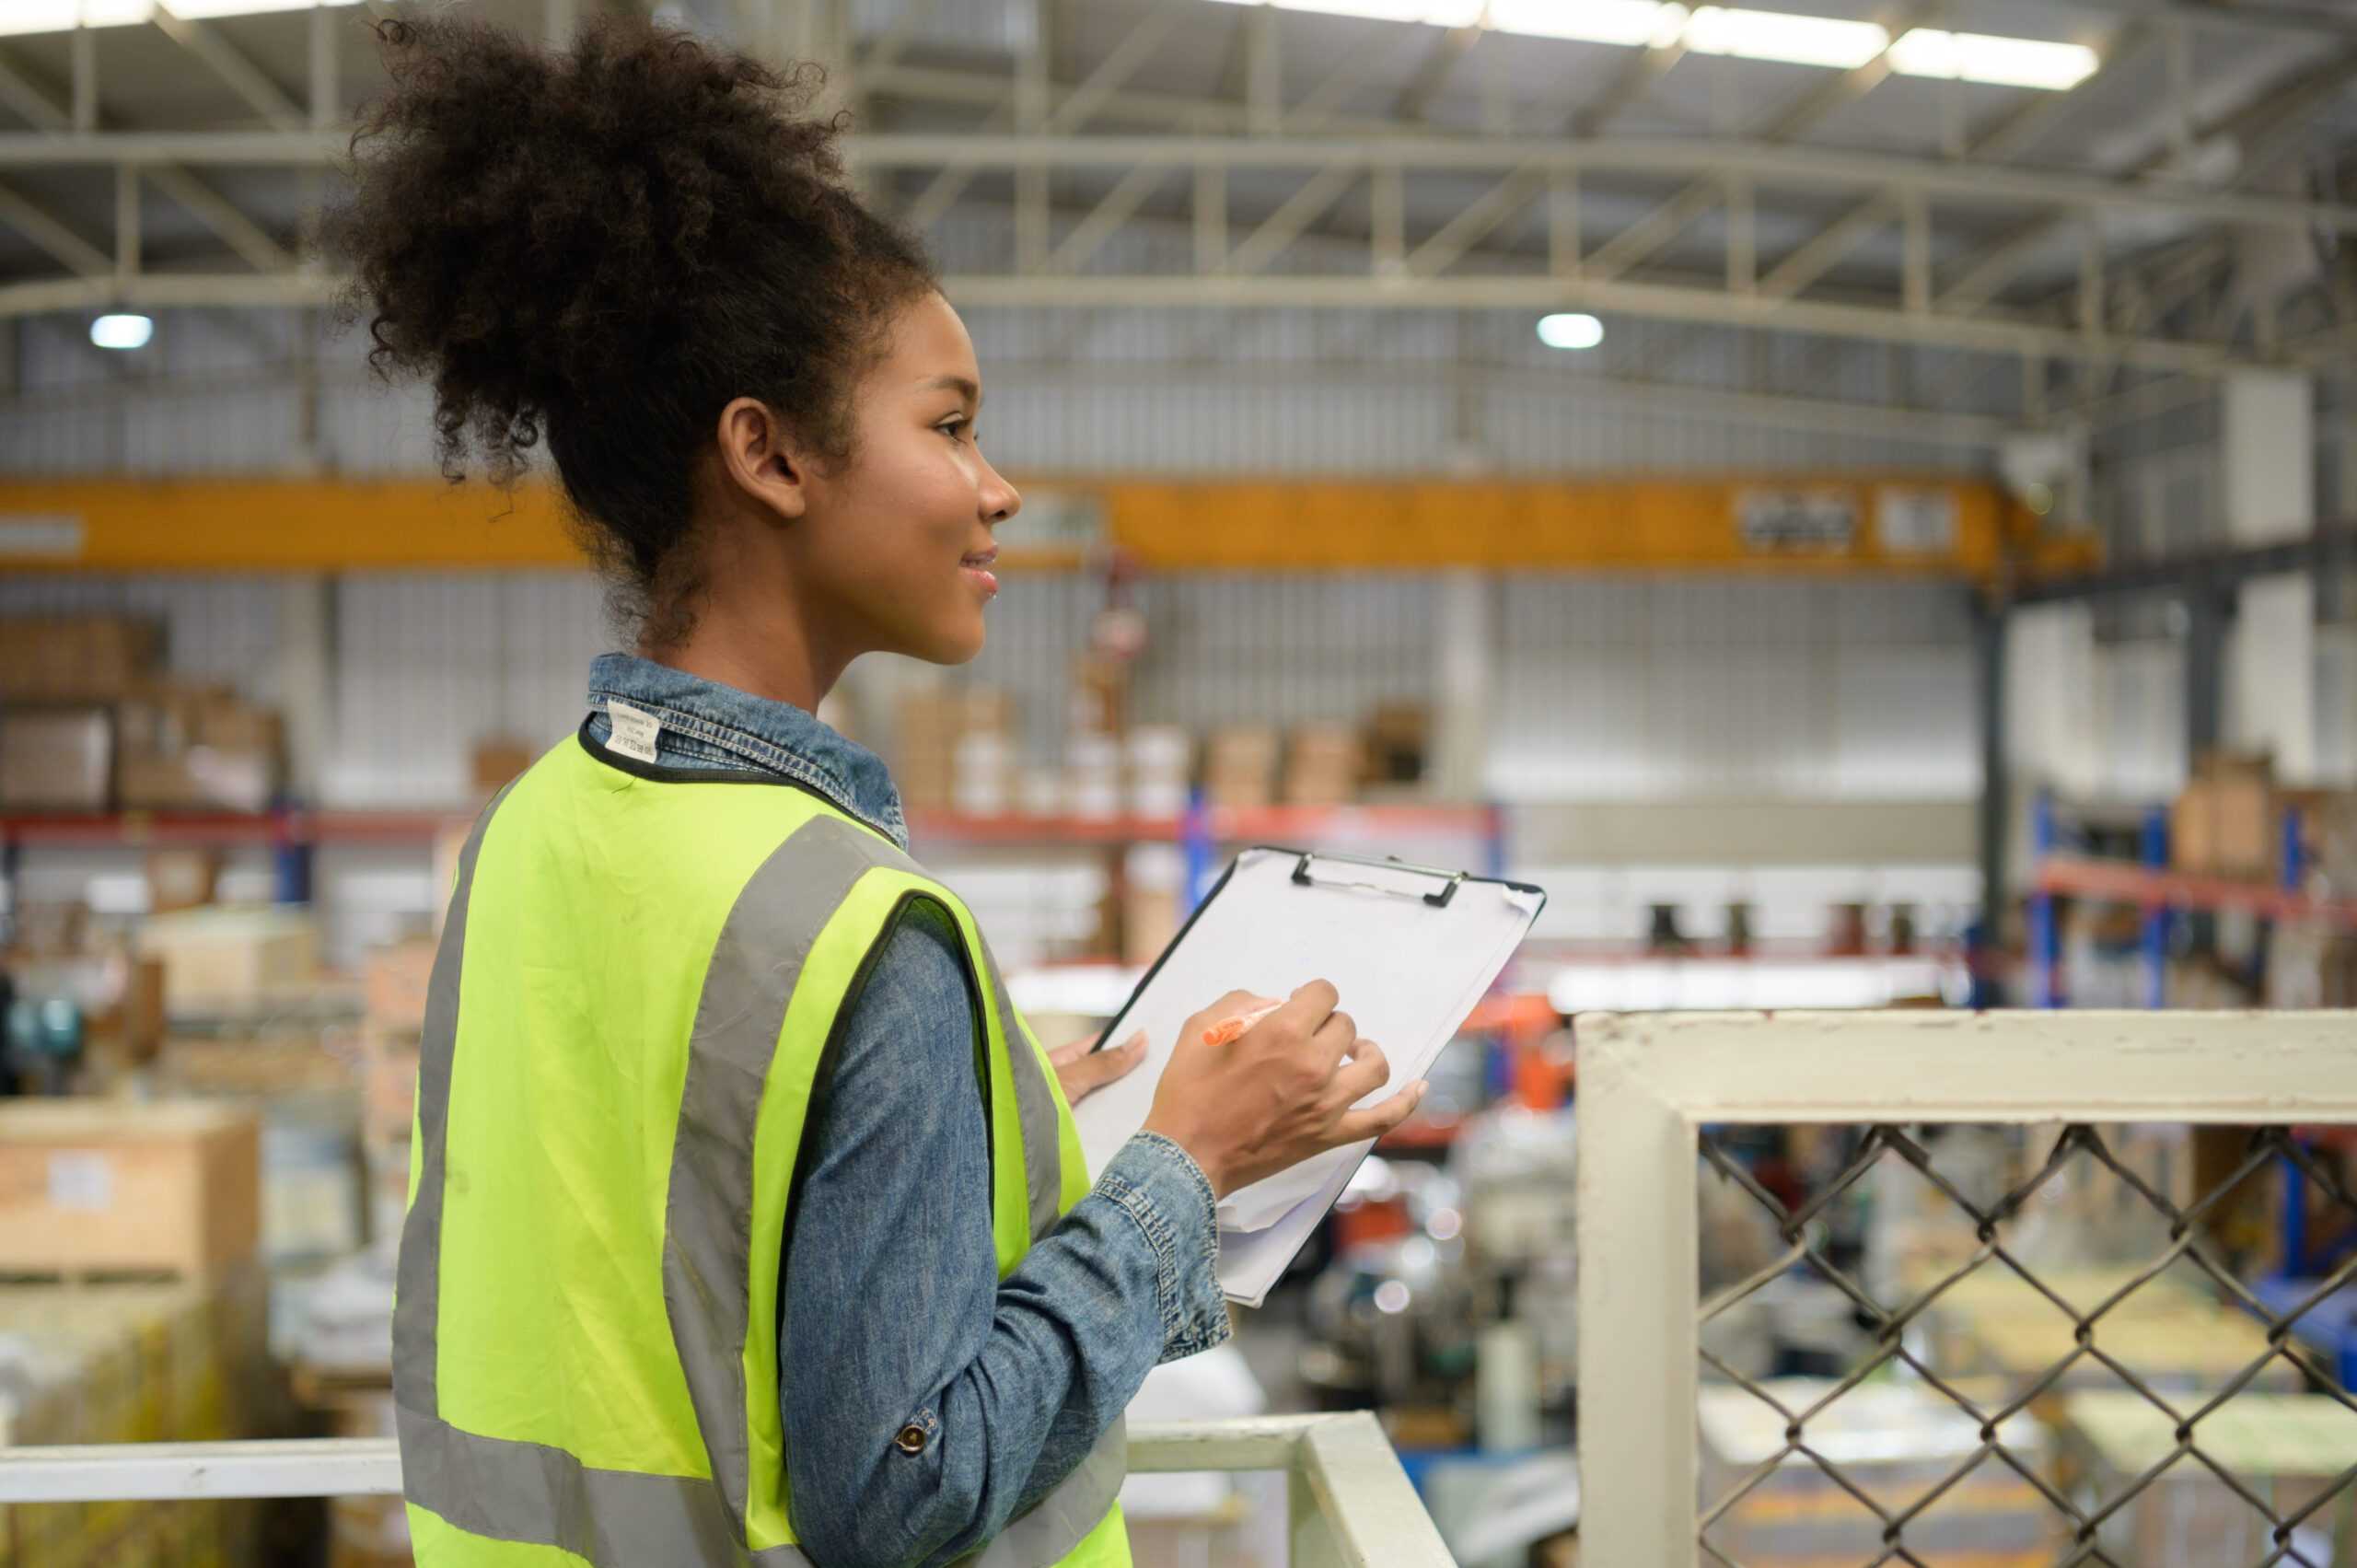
xmin=1574 ymin=1008 xmax=2357 ymax=1566
xmin=0 ymin=1413 xmax=1450 ymax=1568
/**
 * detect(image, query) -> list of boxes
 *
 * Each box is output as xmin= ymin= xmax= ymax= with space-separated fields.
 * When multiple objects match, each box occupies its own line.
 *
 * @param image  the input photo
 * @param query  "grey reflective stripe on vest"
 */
xmin=976 ymin=929 xmax=1067 ymax=1249
xmin=966 ymin=1418 xmax=1129 ymax=1568
xmin=392 ymin=777 xmax=518 ymax=1423
xmin=400 ymin=1404 xmax=815 ymax=1568
xmin=665 ymin=816 xmax=912 ymax=1540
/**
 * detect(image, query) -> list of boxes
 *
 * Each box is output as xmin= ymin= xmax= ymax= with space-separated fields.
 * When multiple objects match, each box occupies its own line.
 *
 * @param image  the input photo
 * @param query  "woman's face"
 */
xmin=797 ymin=291 xmax=1019 ymax=666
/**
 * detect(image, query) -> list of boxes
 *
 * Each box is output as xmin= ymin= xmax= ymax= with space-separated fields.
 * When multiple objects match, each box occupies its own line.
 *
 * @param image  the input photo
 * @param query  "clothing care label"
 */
xmin=605 ymin=700 xmax=662 ymax=763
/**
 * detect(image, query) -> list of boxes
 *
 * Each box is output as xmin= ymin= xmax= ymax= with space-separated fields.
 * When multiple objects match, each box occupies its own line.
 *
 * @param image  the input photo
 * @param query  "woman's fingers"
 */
xmin=1329 ymin=1081 xmax=1426 ymax=1146
xmin=1310 ymin=1009 xmax=1357 ymax=1068
xmin=1330 ymin=1040 xmax=1391 ymax=1104
xmin=1051 ymin=1030 xmax=1147 ymax=1106
xmin=1048 ymin=1033 xmax=1102 ymax=1068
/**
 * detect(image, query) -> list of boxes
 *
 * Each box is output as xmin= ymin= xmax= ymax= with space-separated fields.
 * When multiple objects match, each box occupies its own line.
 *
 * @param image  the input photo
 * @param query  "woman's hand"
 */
xmin=1140 ymin=981 xmax=1422 ymax=1200
xmin=1048 ymin=1029 xmax=1148 ymax=1107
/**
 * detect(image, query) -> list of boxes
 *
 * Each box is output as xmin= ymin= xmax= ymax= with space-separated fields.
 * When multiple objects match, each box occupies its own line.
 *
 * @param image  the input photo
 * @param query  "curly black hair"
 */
xmin=318 ymin=13 xmax=937 ymax=645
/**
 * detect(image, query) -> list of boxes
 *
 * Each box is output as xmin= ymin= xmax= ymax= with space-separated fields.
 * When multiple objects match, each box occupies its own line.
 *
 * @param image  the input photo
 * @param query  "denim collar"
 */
xmin=584 ymin=652 xmax=910 ymax=850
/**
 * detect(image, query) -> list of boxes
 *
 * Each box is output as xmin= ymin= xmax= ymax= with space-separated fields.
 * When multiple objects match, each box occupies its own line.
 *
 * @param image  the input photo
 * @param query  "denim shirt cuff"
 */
xmin=1095 ymin=1132 xmax=1232 ymax=1362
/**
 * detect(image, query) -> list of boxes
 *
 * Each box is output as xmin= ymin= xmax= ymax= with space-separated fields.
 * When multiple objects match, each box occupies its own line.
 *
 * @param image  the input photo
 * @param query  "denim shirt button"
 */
xmin=894 ymin=1423 xmax=928 ymax=1457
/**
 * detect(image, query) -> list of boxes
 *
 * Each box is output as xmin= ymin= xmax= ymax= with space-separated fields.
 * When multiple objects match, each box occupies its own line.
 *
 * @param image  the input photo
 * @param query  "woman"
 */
xmin=324 ymin=17 xmax=1422 ymax=1568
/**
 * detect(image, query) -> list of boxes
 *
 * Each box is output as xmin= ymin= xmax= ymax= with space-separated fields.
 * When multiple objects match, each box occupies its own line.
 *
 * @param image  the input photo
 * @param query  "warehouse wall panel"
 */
xmin=1490 ymin=577 xmax=1978 ymax=802
xmin=324 ymin=572 xmax=610 ymax=807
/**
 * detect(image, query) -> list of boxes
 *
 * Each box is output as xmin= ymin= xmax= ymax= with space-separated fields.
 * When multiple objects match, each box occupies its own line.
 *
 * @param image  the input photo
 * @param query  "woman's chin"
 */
xmin=900 ymin=618 xmax=987 ymax=667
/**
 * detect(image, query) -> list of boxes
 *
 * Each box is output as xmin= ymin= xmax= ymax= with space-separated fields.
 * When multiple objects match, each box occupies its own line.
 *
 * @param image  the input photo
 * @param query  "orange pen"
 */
xmin=1201 ymin=1000 xmax=1284 ymax=1047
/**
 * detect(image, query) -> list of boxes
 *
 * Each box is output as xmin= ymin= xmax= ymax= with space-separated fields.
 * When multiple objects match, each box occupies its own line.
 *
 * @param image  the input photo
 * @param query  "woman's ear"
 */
xmin=715 ymin=397 xmax=807 ymax=523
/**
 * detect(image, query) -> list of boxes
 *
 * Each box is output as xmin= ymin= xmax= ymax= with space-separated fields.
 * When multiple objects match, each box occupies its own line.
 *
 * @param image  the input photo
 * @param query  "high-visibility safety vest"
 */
xmin=393 ymin=724 xmax=1131 ymax=1567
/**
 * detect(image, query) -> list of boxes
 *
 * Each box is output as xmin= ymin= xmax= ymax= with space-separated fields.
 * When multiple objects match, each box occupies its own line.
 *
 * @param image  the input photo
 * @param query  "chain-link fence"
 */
xmin=1695 ymin=1122 xmax=2357 ymax=1568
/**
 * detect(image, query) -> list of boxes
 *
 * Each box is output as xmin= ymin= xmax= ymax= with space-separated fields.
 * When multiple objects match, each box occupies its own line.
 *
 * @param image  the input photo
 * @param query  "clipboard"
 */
xmin=1071 ymin=845 xmax=1547 ymax=1306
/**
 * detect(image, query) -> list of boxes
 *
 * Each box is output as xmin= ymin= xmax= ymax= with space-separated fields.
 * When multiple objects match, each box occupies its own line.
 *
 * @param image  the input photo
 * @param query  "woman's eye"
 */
xmin=937 ymin=419 xmax=969 ymax=441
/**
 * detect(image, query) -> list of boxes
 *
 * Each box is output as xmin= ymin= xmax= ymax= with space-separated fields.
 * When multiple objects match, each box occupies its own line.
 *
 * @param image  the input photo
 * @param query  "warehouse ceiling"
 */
xmin=0 ymin=0 xmax=2351 ymax=414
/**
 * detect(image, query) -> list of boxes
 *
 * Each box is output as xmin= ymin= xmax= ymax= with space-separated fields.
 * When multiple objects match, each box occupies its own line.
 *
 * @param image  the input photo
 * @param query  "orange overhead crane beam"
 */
xmin=1102 ymin=476 xmax=2084 ymax=577
xmin=0 ymin=475 xmax=2090 ymax=579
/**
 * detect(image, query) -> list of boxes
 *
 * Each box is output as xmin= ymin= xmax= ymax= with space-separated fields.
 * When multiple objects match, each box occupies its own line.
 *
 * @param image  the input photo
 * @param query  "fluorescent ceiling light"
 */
xmin=1205 ymin=3 xmax=2103 ymax=91
xmin=1681 ymin=6 xmax=1887 ymax=69
xmin=1537 ymin=312 xmax=1604 ymax=350
xmin=1888 ymin=28 xmax=2099 ymax=91
xmin=1486 ymin=0 xmax=1681 ymax=47
xmin=90 ymin=314 xmax=154 ymax=351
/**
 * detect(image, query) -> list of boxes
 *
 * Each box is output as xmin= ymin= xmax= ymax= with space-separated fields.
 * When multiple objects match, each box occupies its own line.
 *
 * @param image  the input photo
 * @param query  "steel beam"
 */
xmin=1758 ymin=26 xmax=2157 ymax=304
xmin=0 ymin=181 xmax=110 ymax=277
xmin=1566 ymin=38 xmax=1688 ymax=138
xmin=150 ymin=7 xmax=305 ymax=131
xmin=1576 ymin=3 xmax=1932 ymax=285
xmin=0 ymin=128 xmax=2340 ymax=238
xmin=0 ymin=257 xmax=2267 ymax=371
xmin=0 ymin=338 xmax=2020 ymax=447
xmin=1393 ymin=24 xmax=1479 ymax=124
xmin=842 ymin=136 xmax=2357 ymax=232
xmin=1936 ymin=45 xmax=2357 ymax=312
xmin=2006 ymin=524 xmax=2357 ymax=603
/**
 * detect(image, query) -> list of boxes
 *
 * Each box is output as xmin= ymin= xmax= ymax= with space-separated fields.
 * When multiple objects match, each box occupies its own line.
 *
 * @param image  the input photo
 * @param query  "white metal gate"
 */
xmin=1575 ymin=1009 xmax=2357 ymax=1566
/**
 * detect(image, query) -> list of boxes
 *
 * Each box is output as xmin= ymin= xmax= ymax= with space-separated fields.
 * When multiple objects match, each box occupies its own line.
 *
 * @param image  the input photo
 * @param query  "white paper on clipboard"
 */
xmin=1071 ymin=846 xmax=1545 ymax=1307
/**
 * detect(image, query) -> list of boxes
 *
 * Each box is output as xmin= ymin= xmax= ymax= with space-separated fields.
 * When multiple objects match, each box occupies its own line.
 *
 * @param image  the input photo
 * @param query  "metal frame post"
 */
xmin=2141 ymin=804 xmax=2169 ymax=1008
xmin=1974 ymin=599 xmax=2008 ymax=969
xmin=2031 ymin=792 xmax=2061 ymax=1008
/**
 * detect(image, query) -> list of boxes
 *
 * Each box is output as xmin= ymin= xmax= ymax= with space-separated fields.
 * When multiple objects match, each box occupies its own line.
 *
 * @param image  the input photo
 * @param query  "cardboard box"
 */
xmin=145 ymin=845 xmax=221 ymax=914
xmin=2173 ymin=751 xmax=2276 ymax=879
xmin=156 ymin=1034 xmax=355 ymax=1099
xmin=898 ymin=687 xmax=1015 ymax=813
xmin=0 ymin=614 xmax=163 ymax=702
xmin=0 ymin=1101 xmax=260 ymax=1278
xmin=365 ymin=936 xmax=439 ymax=1039
xmin=189 ymin=696 xmax=282 ymax=755
xmin=471 ymin=737 xmax=538 ymax=795
xmin=1284 ymin=725 xmax=1364 ymax=807
xmin=117 ymin=744 xmax=279 ymax=812
xmin=116 ymin=682 xmax=284 ymax=813
xmin=135 ymin=906 xmax=320 ymax=1015
xmin=1205 ymin=726 xmax=1281 ymax=810
xmin=0 ymin=703 xmax=114 ymax=810
xmin=1365 ymin=701 xmax=1430 ymax=785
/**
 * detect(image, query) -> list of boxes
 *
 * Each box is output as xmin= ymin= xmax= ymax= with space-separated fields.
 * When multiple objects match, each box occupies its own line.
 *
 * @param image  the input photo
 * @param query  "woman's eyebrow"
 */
xmin=921 ymin=374 xmax=981 ymax=408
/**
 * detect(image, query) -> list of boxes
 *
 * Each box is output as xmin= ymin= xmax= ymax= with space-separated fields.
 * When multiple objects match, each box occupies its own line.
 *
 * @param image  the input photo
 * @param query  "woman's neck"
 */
xmin=650 ymin=598 xmax=844 ymax=714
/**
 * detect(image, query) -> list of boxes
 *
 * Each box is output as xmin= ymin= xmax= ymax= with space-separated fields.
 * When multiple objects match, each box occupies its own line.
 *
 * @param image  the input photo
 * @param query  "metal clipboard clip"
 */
xmin=1289 ymin=851 xmax=1466 ymax=910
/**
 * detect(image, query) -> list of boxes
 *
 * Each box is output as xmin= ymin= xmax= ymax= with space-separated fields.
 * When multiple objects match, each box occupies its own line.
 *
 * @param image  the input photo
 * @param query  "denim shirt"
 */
xmin=583 ymin=654 xmax=1231 ymax=1568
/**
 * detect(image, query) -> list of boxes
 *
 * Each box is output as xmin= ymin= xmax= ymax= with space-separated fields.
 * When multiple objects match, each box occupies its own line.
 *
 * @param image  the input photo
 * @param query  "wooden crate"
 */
xmin=0 ymin=1102 xmax=260 ymax=1280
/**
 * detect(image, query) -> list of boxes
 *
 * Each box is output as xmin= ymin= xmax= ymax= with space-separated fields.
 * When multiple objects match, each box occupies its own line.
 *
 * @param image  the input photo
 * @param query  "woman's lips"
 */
xmin=961 ymin=549 xmax=1000 ymax=599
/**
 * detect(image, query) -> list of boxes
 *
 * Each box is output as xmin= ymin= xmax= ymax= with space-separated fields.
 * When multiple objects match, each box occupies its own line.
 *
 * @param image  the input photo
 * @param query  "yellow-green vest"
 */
xmin=393 ymin=729 xmax=1131 ymax=1566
